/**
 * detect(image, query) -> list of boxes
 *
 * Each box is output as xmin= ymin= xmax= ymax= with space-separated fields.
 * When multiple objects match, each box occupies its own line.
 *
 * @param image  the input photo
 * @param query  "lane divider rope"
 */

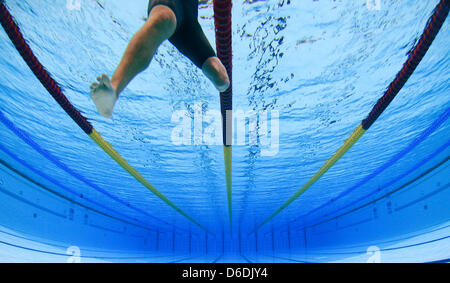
xmin=306 ymin=108 xmax=450 ymax=220
xmin=272 ymin=112 xmax=450 ymax=234
xmin=214 ymin=0 xmax=233 ymax=228
xmin=252 ymin=0 xmax=450 ymax=234
xmin=0 ymin=109 xmax=195 ymax=232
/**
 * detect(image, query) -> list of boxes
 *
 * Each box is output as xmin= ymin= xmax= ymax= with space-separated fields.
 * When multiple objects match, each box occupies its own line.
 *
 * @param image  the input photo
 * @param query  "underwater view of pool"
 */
xmin=0 ymin=0 xmax=448 ymax=263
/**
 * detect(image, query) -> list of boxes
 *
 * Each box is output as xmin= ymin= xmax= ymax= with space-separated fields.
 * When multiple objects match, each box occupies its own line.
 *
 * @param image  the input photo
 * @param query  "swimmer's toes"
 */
xmin=90 ymin=82 xmax=99 ymax=90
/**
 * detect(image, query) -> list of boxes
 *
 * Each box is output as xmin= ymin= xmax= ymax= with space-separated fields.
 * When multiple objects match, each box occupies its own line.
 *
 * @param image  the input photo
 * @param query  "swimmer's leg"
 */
xmin=90 ymin=5 xmax=177 ymax=118
xmin=202 ymin=57 xmax=230 ymax=92
xmin=167 ymin=19 xmax=230 ymax=93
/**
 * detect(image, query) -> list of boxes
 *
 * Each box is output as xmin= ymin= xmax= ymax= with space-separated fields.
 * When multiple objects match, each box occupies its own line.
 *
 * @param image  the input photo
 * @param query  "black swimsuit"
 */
xmin=148 ymin=0 xmax=216 ymax=69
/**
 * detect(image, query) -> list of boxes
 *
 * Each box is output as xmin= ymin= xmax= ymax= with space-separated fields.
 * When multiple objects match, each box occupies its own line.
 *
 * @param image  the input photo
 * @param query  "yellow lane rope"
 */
xmin=223 ymin=145 xmax=233 ymax=228
xmin=251 ymin=125 xmax=366 ymax=234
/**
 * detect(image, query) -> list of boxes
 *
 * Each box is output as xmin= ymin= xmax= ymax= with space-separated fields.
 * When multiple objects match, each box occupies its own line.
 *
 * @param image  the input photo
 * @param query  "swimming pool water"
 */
xmin=0 ymin=0 xmax=449 ymax=263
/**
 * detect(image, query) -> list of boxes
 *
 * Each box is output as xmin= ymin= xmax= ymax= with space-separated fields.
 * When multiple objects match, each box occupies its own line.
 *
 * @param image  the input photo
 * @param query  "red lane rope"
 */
xmin=0 ymin=3 xmax=93 ymax=135
xmin=214 ymin=0 xmax=233 ymax=146
xmin=362 ymin=0 xmax=449 ymax=130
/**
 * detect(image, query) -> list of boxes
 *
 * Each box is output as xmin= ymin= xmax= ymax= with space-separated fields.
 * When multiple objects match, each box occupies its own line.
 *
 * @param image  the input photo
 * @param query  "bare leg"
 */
xmin=90 ymin=5 xmax=177 ymax=118
xmin=202 ymin=57 xmax=230 ymax=92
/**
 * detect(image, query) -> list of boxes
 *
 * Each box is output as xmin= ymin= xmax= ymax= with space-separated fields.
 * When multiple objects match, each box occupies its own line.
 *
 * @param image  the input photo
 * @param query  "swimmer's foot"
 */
xmin=90 ymin=74 xmax=118 ymax=118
